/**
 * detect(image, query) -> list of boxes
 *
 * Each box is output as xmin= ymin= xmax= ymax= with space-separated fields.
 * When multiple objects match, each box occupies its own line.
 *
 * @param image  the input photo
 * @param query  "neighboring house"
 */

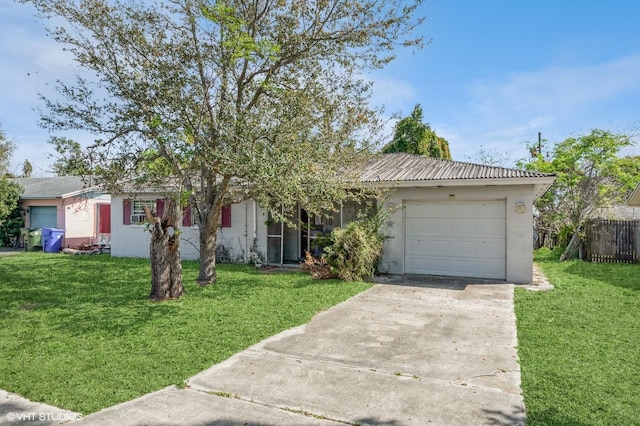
xmin=589 ymin=184 xmax=640 ymax=219
xmin=594 ymin=205 xmax=640 ymax=220
xmin=13 ymin=177 xmax=111 ymax=249
xmin=627 ymin=183 xmax=640 ymax=208
xmin=110 ymin=153 xmax=555 ymax=283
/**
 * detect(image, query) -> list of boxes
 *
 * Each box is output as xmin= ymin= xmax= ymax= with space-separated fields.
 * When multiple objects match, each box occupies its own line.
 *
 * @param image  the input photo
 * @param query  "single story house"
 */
xmin=13 ymin=176 xmax=111 ymax=248
xmin=110 ymin=153 xmax=555 ymax=283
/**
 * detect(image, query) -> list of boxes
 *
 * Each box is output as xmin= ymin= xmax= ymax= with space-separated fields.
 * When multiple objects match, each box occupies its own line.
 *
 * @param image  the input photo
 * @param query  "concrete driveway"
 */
xmin=75 ymin=275 xmax=524 ymax=425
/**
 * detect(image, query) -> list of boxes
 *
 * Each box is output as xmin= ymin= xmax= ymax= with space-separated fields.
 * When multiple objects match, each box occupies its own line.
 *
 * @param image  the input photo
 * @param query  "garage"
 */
xmin=30 ymin=206 xmax=58 ymax=229
xmin=404 ymin=200 xmax=506 ymax=279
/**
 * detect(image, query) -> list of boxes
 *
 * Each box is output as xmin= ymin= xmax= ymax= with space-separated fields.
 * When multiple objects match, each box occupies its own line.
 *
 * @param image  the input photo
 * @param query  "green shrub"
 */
xmin=0 ymin=207 xmax=23 ymax=247
xmin=323 ymin=203 xmax=389 ymax=282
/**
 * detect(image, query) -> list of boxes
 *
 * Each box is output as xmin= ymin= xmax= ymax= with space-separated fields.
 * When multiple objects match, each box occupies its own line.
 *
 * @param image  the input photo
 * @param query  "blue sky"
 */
xmin=1 ymin=1 xmax=640 ymax=176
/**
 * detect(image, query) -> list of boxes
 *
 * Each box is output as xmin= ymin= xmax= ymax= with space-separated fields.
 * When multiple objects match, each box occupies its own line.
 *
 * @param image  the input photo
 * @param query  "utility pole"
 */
xmin=538 ymin=132 xmax=542 ymax=157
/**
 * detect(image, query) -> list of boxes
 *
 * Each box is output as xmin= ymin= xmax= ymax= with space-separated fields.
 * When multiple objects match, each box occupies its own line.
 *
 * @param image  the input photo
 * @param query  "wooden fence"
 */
xmin=585 ymin=219 xmax=640 ymax=263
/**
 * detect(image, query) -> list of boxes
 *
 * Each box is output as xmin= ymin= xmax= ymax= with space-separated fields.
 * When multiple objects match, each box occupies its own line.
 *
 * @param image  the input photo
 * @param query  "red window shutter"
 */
xmin=221 ymin=205 xmax=231 ymax=228
xmin=156 ymin=199 xmax=165 ymax=217
xmin=182 ymin=205 xmax=191 ymax=227
xmin=123 ymin=199 xmax=131 ymax=225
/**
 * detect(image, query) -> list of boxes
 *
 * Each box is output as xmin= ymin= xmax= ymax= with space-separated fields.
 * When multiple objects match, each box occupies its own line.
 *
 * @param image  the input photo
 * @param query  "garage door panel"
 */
xmin=404 ymin=200 xmax=506 ymax=279
xmin=451 ymin=220 xmax=491 ymax=237
xmin=405 ymin=255 xmax=453 ymax=276
xmin=407 ymin=219 xmax=455 ymax=238
xmin=482 ymin=239 xmax=506 ymax=257
xmin=451 ymin=240 xmax=481 ymax=258
xmin=411 ymin=218 xmax=504 ymax=238
xmin=467 ymin=219 xmax=504 ymax=238
xmin=457 ymin=202 xmax=506 ymax=219
xmin=453 ymin=259 xmax=504 ymax=279
xmin=406 ymin=203 xmax=451 ymax=218
xmin=407 ymin=238 xmax=504 ymax=259
xmin=407 ymin=255 xmax=504 ymax=279
xmin=407 ymin=238 xmax=448 ymax=255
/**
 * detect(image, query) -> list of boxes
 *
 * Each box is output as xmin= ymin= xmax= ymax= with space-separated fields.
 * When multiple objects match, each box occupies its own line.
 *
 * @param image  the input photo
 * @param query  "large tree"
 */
xmin=518 ymin=129 xmax=637 ymax=258
xmin=0 ymin=178 xmax=22 ymax=232
xmin=0 ymin=124 xmax=21 ymax=236
xmin=24 ymin=0 xmax=424 ymax=294
xmin=48 ymin=136 xmax=92 ymax=176
xmin=21 ymin=160 xmax=33 ymax=178
xmin=382 ymin=104 xmax=451 ymax=160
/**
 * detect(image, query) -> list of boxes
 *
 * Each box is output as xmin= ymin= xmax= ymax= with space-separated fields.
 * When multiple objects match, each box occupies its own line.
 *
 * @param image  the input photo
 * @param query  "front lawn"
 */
xmin=0 ymin=253 xmax=370 ymax=414
xmin=515 ymin=249 xmax=640 ymax=425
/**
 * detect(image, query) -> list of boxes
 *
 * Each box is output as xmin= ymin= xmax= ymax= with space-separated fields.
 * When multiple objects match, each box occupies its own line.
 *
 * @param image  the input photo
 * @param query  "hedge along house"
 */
xmin=13 ymin=176 xmax=112 ymax=248
xmin=110 ymin=153 xmax=555 ymax=283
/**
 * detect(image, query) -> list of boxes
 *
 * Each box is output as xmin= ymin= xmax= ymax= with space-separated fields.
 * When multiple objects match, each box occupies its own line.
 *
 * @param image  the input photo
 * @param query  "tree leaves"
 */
xmin=520 ymin=129 xmax=636 ymax=247
xmin=23 ymin=0 xmax=424 ymax=281
xmin=381 ymin=104 xmax=451 ymax=160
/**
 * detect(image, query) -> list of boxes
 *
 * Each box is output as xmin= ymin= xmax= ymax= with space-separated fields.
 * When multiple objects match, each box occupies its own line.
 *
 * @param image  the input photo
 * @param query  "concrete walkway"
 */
xmin=3 ymin=276 xmax=525 ymax=425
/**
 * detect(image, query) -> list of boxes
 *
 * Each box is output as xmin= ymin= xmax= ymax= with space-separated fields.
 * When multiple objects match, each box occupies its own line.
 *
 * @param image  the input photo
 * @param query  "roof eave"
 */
xmin=364 ymin=176 xmax=556 ymax=188
xmin=61 ymin=186 xmax=105 ymax=199
xmin=19 ymin=196 xmax=64 ymax=200
xmin=627 ymin=183 xmax=640 ymax=206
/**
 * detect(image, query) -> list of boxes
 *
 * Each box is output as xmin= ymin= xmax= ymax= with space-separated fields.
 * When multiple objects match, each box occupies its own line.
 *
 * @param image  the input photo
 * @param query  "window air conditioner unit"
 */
xmin=130 ymin=214 xmax=147 ymax=224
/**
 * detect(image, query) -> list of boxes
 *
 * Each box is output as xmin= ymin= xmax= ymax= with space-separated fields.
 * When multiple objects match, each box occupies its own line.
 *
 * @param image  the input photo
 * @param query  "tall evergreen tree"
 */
xmin=382 ymin=104 xmax=451 ymax=160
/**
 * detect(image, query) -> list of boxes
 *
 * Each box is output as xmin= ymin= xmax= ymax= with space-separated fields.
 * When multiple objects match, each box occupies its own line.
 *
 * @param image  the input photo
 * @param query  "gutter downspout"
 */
xmin=244 ymin=201 xmax=248 ymax=263
xmin=253 ymin=200 xmax=258 ymax=243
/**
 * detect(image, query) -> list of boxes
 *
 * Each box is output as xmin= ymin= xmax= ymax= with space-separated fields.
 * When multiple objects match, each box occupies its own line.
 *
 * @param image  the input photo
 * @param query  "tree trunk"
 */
xmin=144 ymin=201 xmax=184 ymax=301
xmin=194 ymin=177 xmax=228 ymax=286
xmin=560 ymin=232 xmax=581 ymax=262
xmin=197 ymin=217 xmax=218 ymax=286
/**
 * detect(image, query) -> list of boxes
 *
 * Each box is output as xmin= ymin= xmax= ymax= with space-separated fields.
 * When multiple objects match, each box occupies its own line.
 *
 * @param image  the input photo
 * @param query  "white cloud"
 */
xmin=368 ymin=74 xmax=418 ymax=115
xmin=484 ymin=115 xmax=555 ymax=140
xmin=470 ymin=53 xmax=640 ymax=119
xmin=446 ymin=54 xmax=640 ymax=164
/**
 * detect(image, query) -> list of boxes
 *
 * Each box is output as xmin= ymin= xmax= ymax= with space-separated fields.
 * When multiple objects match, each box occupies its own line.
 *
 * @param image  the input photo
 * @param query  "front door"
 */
xmin=266 ymin=210 xmax=284 ymax=264
xmin=266 ymin=204 xmax=345 ymax=265
xmin=267 ymin=206 xmax=302 ymax=265
xmin=98 ymin=204 xmax=111 ymax=233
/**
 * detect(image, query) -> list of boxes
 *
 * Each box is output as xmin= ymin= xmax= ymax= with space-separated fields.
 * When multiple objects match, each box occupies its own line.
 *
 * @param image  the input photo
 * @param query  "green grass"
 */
xmin=515 ymin=249 xmax=640 ymax=425
xmin=0 ymin=253 xmax=370 ymax=414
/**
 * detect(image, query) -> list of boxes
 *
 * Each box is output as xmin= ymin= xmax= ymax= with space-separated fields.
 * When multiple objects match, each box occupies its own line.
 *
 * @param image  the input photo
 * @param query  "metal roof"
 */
xmin=360 ymin=153 xmax=554 ymax=182
xmin=12 ymin=177 xmax=94 ymax=199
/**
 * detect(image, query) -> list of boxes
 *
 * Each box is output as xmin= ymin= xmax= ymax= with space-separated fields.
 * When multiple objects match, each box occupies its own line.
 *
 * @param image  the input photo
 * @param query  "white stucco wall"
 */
xmin=110 ymin=185 xmax=535 ymax=283
xmin=379 ymin=185 xmax=534 ymax=283
xmin=110 ymin=195 xmax=268 ymax=262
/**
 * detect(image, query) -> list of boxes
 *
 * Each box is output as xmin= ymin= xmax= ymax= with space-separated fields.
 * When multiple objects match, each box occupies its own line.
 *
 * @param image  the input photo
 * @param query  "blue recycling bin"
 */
xmin=42 ymin=228 xmax=65 ymax=253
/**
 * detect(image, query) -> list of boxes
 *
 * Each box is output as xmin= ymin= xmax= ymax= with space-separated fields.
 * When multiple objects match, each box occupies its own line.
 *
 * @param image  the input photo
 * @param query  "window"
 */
xmin=342 ymin=199 xmax=376 ymax=226
xmin=123 ymin=198 xmax=231 ymax=227
xmin=131 ymin=199 xmax=155 ymax=224
xmin=123 ymin=199 xmax=156 ymax=225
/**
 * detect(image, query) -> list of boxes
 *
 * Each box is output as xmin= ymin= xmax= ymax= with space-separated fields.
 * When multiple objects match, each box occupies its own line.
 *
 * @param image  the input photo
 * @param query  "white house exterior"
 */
xmin=111 ymin=197 xmax=264 ymax=263
xmin=110 ymin=153 xmax=555 ymax=283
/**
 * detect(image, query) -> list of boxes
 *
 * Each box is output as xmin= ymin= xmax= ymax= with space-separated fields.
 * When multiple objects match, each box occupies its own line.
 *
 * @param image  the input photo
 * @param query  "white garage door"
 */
xmin=404 ymin=200 xmax=506 ymax=279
